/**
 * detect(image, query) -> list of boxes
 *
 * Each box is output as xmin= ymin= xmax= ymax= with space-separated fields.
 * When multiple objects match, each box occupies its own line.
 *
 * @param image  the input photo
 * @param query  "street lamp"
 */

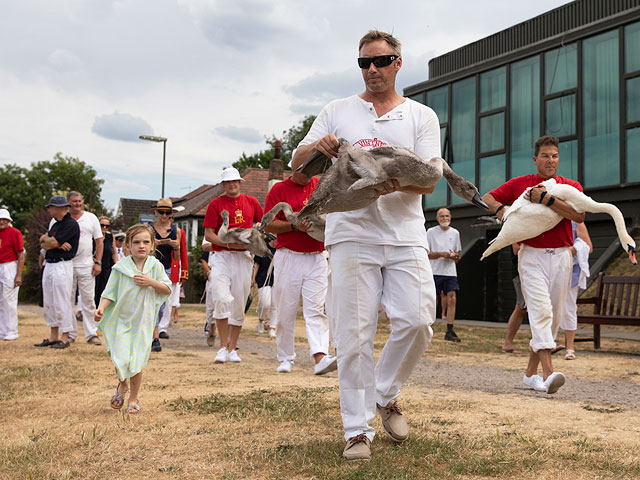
xmin=139 ymin=135 xmax=168 ymax=197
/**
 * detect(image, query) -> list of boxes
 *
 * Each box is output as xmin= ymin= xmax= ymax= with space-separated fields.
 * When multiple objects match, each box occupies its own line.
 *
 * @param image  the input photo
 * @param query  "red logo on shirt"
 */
xmin=234 ymin=209 xmax=245 ymax=224
xmin=353 ymin=138 xmax=387 ymax=149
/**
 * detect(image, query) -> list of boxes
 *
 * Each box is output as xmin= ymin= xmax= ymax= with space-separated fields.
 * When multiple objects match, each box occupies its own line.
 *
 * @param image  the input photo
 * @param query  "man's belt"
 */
xmin=46 ymin=258 xmax=71 ymax=263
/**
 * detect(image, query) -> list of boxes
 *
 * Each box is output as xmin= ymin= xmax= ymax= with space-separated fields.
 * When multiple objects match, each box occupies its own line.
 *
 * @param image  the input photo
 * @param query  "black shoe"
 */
xmin=444 ymin=330 xmax=461 ymax=343
xmin=50 ymin=341 xmax=70 ymax=349
xmin=34 ymin=339 xmax=59 ymax=347
xmin=151 ymin=338 xmax=162 ymax=352
xmin=158 ymin=331 xmax=169 ymax=339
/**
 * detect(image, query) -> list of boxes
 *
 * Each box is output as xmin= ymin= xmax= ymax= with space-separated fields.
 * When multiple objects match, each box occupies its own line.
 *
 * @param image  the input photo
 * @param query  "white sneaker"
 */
xmin=214 ymin=348 xmax=228 ymax=364
xmin=314 ymin=355 xmax=338 ymax=375
xmin=523 ymin=374 xmax=546 ymax=392
xmin=544 ymin=372 xmax=566 ymax=394
xmin=268 ymin=328 xmax=276 ymax=339
xmin=277 ymin=360 xmax=292 ymax=373
xmin=257 ymin=321 xmax=265 ymax=334
xmin=228 ymin=350 xmax=242 ymax=363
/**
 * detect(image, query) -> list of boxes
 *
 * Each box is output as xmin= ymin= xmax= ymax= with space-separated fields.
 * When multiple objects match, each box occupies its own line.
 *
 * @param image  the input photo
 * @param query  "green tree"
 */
xmin=0 ymin=153 xmax=106 ymax=230
xmin=232 ymin=115 xmax=316 ymax=171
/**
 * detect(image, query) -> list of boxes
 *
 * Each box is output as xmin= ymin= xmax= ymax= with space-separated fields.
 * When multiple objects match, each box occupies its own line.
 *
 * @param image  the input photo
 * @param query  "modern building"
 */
xmin=405 ymin=0 xmax=640 ymax=321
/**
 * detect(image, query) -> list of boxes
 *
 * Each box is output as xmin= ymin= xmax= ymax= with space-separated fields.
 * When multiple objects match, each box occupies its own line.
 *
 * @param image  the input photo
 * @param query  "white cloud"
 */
xmin=92 ymin=112 xmax=154 ymax=142
xmin=214 ymin=126 xmax=263 ymax=143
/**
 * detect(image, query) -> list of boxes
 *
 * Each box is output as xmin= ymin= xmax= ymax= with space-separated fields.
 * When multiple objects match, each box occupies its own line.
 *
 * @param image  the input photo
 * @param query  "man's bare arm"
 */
xmin=291 ymin=135 xmax=340 ymax=170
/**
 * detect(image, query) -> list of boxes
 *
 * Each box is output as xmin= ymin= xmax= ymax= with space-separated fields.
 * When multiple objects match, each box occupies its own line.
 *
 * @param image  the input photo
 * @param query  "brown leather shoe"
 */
xmin=376 ymin=400 xmax=408 ymax=443
xmin=343 ymin=433 xmax=371 ymax=460
xmin=87 ymin=336 xmax=102 ymax=345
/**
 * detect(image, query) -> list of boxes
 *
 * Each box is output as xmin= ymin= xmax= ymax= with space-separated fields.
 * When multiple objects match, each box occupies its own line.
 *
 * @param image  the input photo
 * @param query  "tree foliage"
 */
xmin=0 ymin=153 xmax=106 ymax=230
xmin=232 ymin=115 xmax=316 ymax=171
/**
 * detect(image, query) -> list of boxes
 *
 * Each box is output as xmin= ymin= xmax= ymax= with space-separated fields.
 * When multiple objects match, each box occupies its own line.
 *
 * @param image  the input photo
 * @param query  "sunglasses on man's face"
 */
xmin=157 ymin=210 xmax=172 ymax=216
xmin=357 ymin=54 xmax=398 ymax=69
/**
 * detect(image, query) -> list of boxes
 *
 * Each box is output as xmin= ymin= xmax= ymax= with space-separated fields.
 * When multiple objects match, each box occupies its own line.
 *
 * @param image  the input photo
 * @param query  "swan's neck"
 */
xmin=592 ymin=203 xmax=633 ymax=246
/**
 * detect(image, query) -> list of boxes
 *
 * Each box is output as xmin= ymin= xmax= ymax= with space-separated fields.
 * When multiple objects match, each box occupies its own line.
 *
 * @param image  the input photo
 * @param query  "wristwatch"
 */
xmin=94 ymin=260 xmax=102 ymax=265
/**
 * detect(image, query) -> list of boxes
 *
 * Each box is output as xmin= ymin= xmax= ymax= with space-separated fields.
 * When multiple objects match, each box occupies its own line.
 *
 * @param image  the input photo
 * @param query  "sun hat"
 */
xmin=0 ymin=209 xmax=12 ymax=221
xmin=114 ymin=232 xmax=126 ymax=240
xmin=220 ymin=167 xmax=244 ymax=182
xmin=46 ymin=195 xmax=70 ymax=207
xmin=151 ymin=198 xmax=178 ymax=211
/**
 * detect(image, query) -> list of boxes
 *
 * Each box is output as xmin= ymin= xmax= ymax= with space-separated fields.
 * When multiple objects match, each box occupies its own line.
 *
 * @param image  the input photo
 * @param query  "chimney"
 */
xmin=268 ymin=139 xmax=284 ymax=191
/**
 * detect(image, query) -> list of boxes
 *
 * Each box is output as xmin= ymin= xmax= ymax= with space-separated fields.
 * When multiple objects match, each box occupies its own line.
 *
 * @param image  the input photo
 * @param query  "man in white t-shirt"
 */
xmin=426 ymin=208 xmax=462 ymax=342
xmin=54 ymin=191 xmax=104 ymax=344
xmin=292 ymin=30 xmax=440 ymax=461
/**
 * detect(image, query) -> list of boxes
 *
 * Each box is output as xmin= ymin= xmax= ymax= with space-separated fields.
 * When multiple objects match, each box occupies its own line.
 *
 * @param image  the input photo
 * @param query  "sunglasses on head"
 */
xmin=357 ymin=54 xmax=398 ymax=69
xmin=157 ymin=210 xmax=172 ymax=216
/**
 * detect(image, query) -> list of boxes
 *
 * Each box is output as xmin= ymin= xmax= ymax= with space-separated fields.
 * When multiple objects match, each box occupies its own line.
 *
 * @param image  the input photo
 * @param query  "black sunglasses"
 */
xmin=357 ymin=54 xmax=398 ymax=69
xmin=100 ymin=224 xmax=110 ymax=227
xmin=157 ymin=210 xmax=172 ymax=216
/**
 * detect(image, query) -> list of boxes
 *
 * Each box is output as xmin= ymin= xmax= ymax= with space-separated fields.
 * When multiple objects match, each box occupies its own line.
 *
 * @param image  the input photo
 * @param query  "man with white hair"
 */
xmin=54 ymin=191 xmax=104 ymax=345
xmin=35 ymin=196 xmax=80 ymax=349
xmin=204 ymin=167 xmax=263 ymax=364
xmin=0 ymin=209 xmax=26 ymax=341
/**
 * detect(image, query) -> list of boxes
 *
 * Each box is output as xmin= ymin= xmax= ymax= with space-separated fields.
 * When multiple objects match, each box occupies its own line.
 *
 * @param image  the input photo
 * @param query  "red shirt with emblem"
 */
xmin=0 ymin=226 xmax=25 ymax=263
xmin=203 ymin=194 xmax=263 ymax=252
xmin=490 ymin=174 xmax=583 ymax=248
xmin=264 ymin=177 xmax=324 ymax=253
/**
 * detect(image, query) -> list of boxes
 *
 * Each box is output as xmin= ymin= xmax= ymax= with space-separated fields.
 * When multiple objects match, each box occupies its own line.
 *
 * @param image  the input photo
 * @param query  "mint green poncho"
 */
xmin=97 ymin=255 xmax=171 ymax=380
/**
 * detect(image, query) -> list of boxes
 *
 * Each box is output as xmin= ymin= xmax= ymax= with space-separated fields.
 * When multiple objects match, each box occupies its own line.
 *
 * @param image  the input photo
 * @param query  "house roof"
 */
xmin=117 ymin=198 xmax=158 ymax=226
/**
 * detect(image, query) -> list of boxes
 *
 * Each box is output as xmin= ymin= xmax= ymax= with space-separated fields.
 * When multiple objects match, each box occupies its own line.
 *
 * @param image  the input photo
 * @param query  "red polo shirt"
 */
xmin=490 ymin=174 xmax=583 ymax=248
xmin=264 ymin=177 xmax=324 ymax=253
xmin=203 ymin=194 xmax=263 ymax=252
xmin=0 ymin=226 xmax=24 ymax=263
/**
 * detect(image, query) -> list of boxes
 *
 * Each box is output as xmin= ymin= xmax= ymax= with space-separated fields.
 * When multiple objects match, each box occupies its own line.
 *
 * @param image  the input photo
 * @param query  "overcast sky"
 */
xmin=0 ymin=0 xmax=572 ymax=211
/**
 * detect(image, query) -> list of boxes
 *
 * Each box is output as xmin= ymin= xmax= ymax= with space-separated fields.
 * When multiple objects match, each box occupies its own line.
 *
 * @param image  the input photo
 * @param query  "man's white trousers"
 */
xmin=519 ymin=245 xmax=572 ymax=351
xmin=69 ymin=265 xmax=98 ymax=341
xmin=271 ymin=249 xmax=330 ymax=362
xmin=211 ymin=250 xmax=253 ymax=326
xmin=158 ymin=282 xmax=181 ymax=333
xmin=0 ymin=261 xmax=19 ymax=340
xmin=43 ymin=261 xmax=74 ymax=333
xmin=328 ymin=242 xmax=435 ymax=441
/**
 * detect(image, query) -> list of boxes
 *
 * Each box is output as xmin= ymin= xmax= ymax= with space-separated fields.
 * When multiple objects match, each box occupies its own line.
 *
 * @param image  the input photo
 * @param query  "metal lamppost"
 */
xmin=139 ymin=135 xmax=168 ymax=197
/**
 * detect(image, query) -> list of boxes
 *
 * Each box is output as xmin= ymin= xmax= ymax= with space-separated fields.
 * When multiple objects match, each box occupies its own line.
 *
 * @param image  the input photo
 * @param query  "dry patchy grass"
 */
xmin=1 ymin=306 xmax=639 ymax=479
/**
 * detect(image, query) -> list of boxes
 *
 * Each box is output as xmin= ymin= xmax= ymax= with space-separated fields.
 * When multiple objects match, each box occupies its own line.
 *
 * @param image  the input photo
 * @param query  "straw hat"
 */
xmin=151 ymin=198 xmax=178 ymax=211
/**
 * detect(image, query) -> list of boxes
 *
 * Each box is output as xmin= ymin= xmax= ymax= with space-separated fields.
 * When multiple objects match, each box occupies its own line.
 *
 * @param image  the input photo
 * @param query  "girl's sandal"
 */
xmin=565 ymin=349 xmax=576 ymax=360
xmin=126 ymin=403 xmax=141 ymax=414
xmin=110 ymin=385 xmax=127 ymax=410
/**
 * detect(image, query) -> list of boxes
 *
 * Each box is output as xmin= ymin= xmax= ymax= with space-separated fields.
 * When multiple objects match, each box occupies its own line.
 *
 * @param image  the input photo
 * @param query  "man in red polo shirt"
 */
xmin=204 ymin=167 xmax=263 ymax=364
xmin=483 ymin=135 xmax=584 ymax=394
xmin=0 ymin=209 xmax=26 ymax=341
xmin=263 ymin=170 xmax=337 ymax=375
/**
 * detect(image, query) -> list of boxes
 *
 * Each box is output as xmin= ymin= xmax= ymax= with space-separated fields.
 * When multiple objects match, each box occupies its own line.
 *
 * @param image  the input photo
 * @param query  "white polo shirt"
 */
xmin=426 ymin=225 xmax=461 ymax=277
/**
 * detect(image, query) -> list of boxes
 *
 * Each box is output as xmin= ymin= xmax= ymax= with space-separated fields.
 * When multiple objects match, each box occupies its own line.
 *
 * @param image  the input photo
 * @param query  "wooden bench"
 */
xmin=576 ymin=272 xmax=640 ymax=349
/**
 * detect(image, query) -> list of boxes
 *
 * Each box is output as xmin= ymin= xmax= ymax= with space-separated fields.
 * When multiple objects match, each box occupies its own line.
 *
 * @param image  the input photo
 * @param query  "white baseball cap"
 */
xmin=220 ymin=167 xmax=244 ymax=182
xmin=0 ymin=209 xmax=12 ymax=221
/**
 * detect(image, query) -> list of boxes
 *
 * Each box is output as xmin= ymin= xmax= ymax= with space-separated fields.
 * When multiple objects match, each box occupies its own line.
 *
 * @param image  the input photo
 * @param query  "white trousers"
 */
xmin=158 ymin=282 xmax=181 ymax=333
xmin=205 ymin=275 xmax=215 ymax=327
xmin=518 ymin=245 xmax=572 ymax=352
xmin=43 ymin=261 xmax=74 ymax=333
xmin=271 ymin=249 xmax=330 ymax=362
xmin=257 ymin=286 xmax=271 ymax=320
xmin=560 ymin=284 xmax=579 ymax=331
xmin=211 ymin=250 xmax=253 ymax=326
xmin=329 ymin=242 xmax=435 ymax=441
xmin=69 ymin=265 xmax=98 ymax=341
xmin=0 ymin=261 xmax=19 ymax=340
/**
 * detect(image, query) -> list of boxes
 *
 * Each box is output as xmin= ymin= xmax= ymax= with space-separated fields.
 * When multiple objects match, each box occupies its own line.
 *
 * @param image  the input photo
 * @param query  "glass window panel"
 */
xmin=627 ymin=77 xmax=640 ymax=123
xmin=480 ymin=113 xmax=504 ymax=152
xmin=479 ymin=154 xmax=505 ymax=194
xmin=426 ymin=86 xmax=448 ymax=122
xmin=439 ymin=126 xmax=446 ymax=155
xmin=510 ymin=55 xmax=540 ymax=178
xmin=583 ymin=30 xmax=620 ymax=187
xmin=544 ymin=44 xmax=577 ymax=94
xmin=451 ymin=77 xmax=476 ymax=205
xmin=627 ymin=127 xmax=640 ymax=182
xmin=423 ymin=177 xmax=448 ymax=208
xmin=409 ymin=93 xmax=425 ymax=104
xmin=625 ymin=21 xmax=640 ymax=73
xmin=556 ymin=140 xmax=578 ymax=180
xmin=480 ymin=67 xmax=506 ymax=112
xmin=545 ymin=94 xmax=576 ymax=137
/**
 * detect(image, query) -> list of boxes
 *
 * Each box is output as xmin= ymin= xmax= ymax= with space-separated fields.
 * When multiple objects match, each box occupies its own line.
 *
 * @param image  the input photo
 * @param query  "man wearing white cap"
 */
xmin=35 ymin=195 xmax=80 ymax=349
xmin=204 ymin=167 xmax=263 ymax=364
xmin=0 ymin=209 xmax=26 ymax=340
xmin=50 ymin=191 xmax=104 ymax=345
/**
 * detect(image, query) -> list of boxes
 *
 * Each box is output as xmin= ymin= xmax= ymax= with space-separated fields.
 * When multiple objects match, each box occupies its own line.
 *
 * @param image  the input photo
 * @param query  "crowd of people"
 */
xmin=0 ymin=29 xmax=598 ymax=461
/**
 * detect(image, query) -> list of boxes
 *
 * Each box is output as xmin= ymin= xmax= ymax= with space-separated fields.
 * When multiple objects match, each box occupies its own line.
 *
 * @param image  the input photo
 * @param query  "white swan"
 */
xmin=481 ymin=178 xmax=637 ymax=264
xmin=296 ymin=139 xmax=488 ymax=219
xmin=218 ymin=210 xmax=271 ymax=257
xmin=259 ymin=201 xmax=326 ymax=242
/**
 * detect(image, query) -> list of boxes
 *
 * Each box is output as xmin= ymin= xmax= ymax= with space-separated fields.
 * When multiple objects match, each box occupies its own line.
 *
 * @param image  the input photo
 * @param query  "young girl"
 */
xmin=95 ymin=224 xmax=171 ymax=414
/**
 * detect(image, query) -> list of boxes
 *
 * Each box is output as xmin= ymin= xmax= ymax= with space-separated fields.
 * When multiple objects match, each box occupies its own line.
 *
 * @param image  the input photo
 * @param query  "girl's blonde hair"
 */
xmin=125 ymin=224 xmax=156 ymax=253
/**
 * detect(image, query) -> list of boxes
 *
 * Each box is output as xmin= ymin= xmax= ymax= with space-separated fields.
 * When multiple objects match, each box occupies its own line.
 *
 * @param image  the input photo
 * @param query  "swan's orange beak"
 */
xmin=629 ymin=246 xmax=637 ymax=265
